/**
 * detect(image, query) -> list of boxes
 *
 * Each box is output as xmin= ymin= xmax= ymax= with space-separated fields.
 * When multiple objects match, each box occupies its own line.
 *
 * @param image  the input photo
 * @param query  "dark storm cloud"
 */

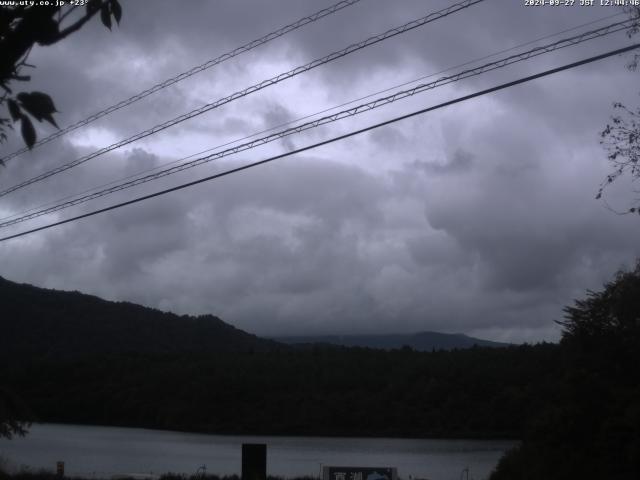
xmin=1 ymin=0 xmax=639 ymax=343
xmin=2 ymin=156 xmax=392 ymax=333
xmin=419 ymin=103 xmax=640 ymax=296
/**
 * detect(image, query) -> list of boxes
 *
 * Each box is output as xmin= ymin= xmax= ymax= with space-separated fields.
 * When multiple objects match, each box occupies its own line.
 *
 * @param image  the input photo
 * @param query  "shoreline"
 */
xmin=13 ymin=422 xmax=520 ymax=443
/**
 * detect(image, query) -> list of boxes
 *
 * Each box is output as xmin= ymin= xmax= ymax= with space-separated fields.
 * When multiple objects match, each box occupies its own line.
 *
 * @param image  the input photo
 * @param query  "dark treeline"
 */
xmin=0 ymin=472 xmax=312 ymax=480
xmin=1 ymin=343 xmax=559 ymax=439
xmin=491 ymin=261 xmax=640 ymax=480
xmin=2 ymin=261 xmax=639 ymax=479
xmin=0 ymin=276 xmax=277 ymax=360
xmin=0 ymin=274 xmax=557 ymax=439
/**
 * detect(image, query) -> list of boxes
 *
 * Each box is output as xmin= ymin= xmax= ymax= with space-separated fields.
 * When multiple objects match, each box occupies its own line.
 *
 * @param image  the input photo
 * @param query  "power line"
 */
xmin=2 ymin=9 xmax=622 ymax=225
xmin=1 ymin=43 xmax=637 ymax=244
xmin=7 ymin=10 xmax=624 ymax=225
xmin=2 ymin=11 xmax=623 ymax=229
xmin=0 ymin=0 xmax=485 ymax=198
xmin=0 ymin=0 xmax=364 ymax=164
xmin=0 ymin=18 xmax=633 ymax=229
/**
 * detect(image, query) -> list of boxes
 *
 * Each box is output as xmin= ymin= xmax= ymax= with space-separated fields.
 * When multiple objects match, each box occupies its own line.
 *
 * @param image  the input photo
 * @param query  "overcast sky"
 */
xmin=1 ymin=0 xmax=639 ymax=343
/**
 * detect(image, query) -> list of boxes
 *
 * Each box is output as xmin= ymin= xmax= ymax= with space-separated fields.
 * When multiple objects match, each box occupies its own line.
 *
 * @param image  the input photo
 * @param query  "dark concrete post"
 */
xmin=242 ymin=443 xmax=266 ymax=480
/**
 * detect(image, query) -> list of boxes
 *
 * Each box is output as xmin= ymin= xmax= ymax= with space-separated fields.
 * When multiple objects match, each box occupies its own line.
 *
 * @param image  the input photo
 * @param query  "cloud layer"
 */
xmin=1 ymin=0 xmax=639 ymax=342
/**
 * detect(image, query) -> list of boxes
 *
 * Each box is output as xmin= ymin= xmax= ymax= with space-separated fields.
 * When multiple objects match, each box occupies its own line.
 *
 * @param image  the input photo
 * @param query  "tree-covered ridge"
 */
xmin=3 ymin=275 xmax=550 ymax=439
xmin=0 ymin=276 xmax=279 ymax=358
xmin=2 ymin=343 xmax=559 ymax=439
xmin=3 ymin=262 xmax=639 ymax=479
xmin=490 ymin=261 xmax=640 ymax=480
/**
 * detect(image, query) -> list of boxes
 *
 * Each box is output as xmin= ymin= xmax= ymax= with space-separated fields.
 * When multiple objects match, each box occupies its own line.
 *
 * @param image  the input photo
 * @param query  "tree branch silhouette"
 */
xmin=0 ymin=0 xmax=122 ymax=153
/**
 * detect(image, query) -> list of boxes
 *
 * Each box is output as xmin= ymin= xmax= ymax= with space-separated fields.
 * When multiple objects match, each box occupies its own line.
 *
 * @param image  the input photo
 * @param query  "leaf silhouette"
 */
xmin=101 ymin=4 xmax=112 ymax=30
xmin=17 ymin=91 xmax=59 ymax=128
xmin=21 ymin=116 xmax=36 ymax=149
xmin=7 ymin=99 xmax=21 ymax=121
xmin=111 ymin=0 xmax=122 ymax=24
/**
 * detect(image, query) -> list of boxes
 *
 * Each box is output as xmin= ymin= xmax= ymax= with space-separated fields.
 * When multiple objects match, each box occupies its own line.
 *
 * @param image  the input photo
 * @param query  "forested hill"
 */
xmin=275 ymin=332 xmax=509 ymax=350
xmin=1 ymin=275 xmax=562 ymax=440
xmin=0 ymin=276 xmax=278 ymax=358
xmin=0 ymin=275 xmax=505 ymax=357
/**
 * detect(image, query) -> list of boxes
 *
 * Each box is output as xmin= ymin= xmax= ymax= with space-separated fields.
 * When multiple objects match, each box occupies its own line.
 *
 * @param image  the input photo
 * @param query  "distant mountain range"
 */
xmin=0 ymin=275 xmax=506 ymax=358
xmin=274 ymin=332 xmax=509 ymax=351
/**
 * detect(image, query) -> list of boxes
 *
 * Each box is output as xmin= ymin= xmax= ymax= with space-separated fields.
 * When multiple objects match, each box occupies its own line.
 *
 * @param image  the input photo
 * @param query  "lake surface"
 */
xmin=0 ymin=424 xmax=516 ymax=480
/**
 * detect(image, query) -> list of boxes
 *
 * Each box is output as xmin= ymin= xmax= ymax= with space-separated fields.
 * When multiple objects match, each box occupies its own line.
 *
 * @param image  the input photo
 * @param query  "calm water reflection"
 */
xmin=0 ymin=424 xmax=516 ymax=480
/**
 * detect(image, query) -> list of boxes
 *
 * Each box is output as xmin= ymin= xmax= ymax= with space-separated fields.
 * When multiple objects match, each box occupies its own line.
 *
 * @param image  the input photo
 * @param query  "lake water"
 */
xmin=0 ymin=424 xmax=516 ymax=480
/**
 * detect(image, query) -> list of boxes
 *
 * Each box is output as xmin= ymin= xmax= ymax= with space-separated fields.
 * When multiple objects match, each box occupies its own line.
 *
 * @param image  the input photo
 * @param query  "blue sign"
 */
xmin=323 ymin=466 xmax=397 ymax=480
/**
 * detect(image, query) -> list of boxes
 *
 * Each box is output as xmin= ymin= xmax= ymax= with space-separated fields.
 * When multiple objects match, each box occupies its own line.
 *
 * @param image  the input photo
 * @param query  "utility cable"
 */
xmin=0 ymin=18 xmax=633 ymax=228
xmin=0 ymin=0 xmax=364 ymax=164
xmin=0 ymin=0 xmax=485 ymax=198
xmin=1 ymin=9 xmax=623 ymax=224
xmin=1 ymin=43 xmax=637 ymax=243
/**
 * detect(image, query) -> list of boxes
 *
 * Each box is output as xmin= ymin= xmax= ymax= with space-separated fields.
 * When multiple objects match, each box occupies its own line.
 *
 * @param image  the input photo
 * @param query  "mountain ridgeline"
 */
xmin=0 ymin=276 xmax=277 ymax=358
xmin=0 ymin=275 xmax=557 ymax=440
xmin=0 ymin=275 xmax=505 ymax=357
xmin=275 ymin=332 xmax=509 ymax=351
xmin=3 ymin=261 xmax=639 ymax=480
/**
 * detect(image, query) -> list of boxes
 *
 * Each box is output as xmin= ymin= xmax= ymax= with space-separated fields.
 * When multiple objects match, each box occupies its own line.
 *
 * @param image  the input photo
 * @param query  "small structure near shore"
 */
xmin=322 ymin=466 xmax=397 ymax=480
xmin=242 ymin=443 xmax=267 ymax=480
